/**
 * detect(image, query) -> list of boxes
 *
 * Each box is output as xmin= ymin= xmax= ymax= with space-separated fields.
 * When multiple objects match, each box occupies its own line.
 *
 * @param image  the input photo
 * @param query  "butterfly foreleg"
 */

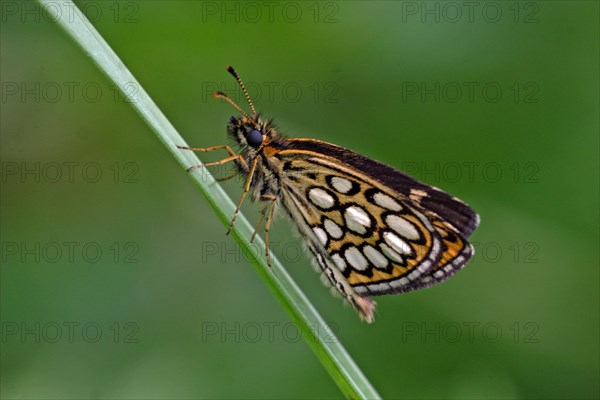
xmin=177 ymin=144 xmax=236 ymax=156
xmin=183 ymin=154 xmax=244 ymax=173
xmin=177 ymin=144 xmax=249 ymax=173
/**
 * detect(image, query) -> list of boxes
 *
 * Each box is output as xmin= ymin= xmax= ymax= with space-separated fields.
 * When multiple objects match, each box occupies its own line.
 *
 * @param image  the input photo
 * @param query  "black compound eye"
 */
xmin=246 ymin=129 xmax=263 ymax=148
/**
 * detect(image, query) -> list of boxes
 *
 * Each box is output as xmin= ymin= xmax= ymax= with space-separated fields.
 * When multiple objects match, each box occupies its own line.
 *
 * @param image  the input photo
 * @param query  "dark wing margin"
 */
xmin=284 ymin=139 xmax=480 ymax=237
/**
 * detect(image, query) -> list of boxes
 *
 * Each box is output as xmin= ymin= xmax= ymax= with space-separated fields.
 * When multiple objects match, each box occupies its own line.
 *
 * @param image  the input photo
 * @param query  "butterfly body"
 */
xmin=180 ymin=67 xmax=480 ymax=323
xmin=227 ymin=115 xmax=284 ymax=203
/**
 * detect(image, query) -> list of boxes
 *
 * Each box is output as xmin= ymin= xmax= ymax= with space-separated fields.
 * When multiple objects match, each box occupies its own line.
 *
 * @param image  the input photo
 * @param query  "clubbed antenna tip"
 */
xmin=224 ymin=65 xmax=256 ymax=115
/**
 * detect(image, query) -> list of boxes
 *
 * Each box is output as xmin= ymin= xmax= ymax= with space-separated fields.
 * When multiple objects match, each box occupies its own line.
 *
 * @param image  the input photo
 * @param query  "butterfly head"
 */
xmin=227 ymin=114 xmax=270 ymax=149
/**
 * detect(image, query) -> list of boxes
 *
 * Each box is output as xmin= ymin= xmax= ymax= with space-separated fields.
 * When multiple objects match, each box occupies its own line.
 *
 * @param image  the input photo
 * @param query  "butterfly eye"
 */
xmin=246 ymin=129 xmax=263 ymax=148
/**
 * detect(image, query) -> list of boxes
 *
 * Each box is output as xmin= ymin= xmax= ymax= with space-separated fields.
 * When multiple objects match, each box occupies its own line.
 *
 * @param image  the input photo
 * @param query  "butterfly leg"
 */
xmin=262 ymin=195 xmax=278 ymax=269
xmin=184 ymin=154 xmax=244 ymax=173
xmin=226 ymin=156 xmax=259 ymax=235
xmin=216 ymin=171 xmax=241 ymax=182
xmin=250 ymin=208 xmax=267 ymax=243
xmin=251 ymin=194 xmax=278 ymax=243
xmin=177 ymin=144 xmax=249 ymax=173
xmin=177 ymin=144 xmax=236 ymax=157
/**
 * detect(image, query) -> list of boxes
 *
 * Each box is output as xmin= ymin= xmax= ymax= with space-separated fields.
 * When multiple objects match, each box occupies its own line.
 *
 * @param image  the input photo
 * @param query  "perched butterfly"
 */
xmin=178 ymin=66 xmax=480 ymax=323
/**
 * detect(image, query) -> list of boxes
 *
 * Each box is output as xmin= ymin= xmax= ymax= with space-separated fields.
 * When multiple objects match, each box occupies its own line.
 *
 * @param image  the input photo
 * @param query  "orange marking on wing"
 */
xmin=431 ymin=220 xmax=466 ymax=270
xmin=347 ymin=259 xmax=415 ymax=285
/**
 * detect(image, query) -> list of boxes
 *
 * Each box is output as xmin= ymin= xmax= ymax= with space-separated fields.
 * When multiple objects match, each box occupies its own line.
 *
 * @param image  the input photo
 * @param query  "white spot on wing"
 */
xmin=373 ymin=192 xmax=402 ymax=211
xmin=324 ymin=219 xmax=343 ymax=239
xmin=308 ymin=188 xmax=335 ymax=209
xmin=354 ymin=285 xmax=367 ymax=294
xmin=390 ymin=277 xmax=410 ymax=288
xmin=379 ymin=243 xmax=404 ymax=263
xmin=344 ymin=205 xmax=371 ymax=235
xmin=408 ymin=270 xmax=421 ymax=280
xmin=363 ymin=246 xmax=388 ymax=269
xmin=344 ymin=247 xmax=369 ymax=270
xmin=330 ymin=177 xmax=353 ymax=194
xmin=331 ymin=253 xmax=347 ymax=272
xmin=313 ymin=227 xmax=328 ymax=246
xmin=417 ymin=263 xmax=430 ymax=273
xmin=367 ymin=282 xmax=391 ymax=292
xmin=386 ymin=215 xmax=420 ymax=240
xmin=383 ymin=232 xmax=412 ymax=255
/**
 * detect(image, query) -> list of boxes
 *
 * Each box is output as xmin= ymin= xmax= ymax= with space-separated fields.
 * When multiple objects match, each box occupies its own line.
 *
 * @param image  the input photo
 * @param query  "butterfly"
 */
xmin=178 ymin=66 xmax=480 ymax=323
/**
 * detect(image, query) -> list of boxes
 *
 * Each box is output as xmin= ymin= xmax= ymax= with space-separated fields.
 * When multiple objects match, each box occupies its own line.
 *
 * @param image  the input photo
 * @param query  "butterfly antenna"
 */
xmin=226 ymin=65 xmax=257 ymax=116
xmin=213 ymin=91 xmax=253 ymax=121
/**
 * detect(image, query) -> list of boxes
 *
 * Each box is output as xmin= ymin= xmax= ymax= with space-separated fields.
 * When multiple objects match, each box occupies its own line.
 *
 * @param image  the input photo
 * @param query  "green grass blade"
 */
xmin=36 ymin=1 xmax=381 ymax=398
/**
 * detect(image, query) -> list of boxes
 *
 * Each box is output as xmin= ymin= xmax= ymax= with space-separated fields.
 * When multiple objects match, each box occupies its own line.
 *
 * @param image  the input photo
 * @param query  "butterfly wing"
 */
xmin=273 ymin=139 xmax=479 ymax=321
xmin=286 ymin=139 xmax=480 ymax=236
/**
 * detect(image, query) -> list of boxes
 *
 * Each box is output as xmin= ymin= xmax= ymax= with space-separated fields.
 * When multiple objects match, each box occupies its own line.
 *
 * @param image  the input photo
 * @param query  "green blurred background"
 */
xmin=1 ymin=1 xmax=598 ymax=398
